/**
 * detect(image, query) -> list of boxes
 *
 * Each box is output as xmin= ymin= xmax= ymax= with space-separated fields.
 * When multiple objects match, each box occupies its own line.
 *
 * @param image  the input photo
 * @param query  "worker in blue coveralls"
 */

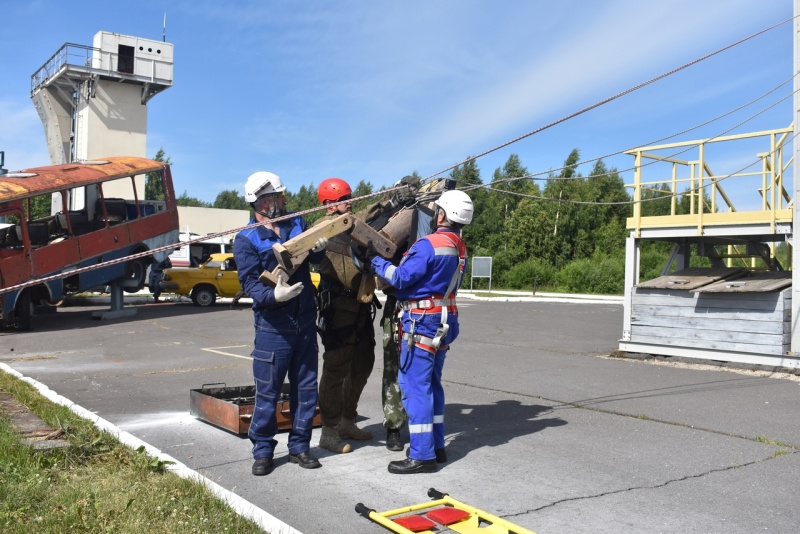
xmin=234 ymin=170 xmax=329 ymax=476
xmin=368 ymin=189 xmax=473 ymax=474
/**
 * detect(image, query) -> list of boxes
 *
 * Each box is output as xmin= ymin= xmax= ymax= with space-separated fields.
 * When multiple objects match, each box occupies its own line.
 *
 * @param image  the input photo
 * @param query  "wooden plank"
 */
xmin=271 ymin=213 xmax=354 ymax=272
xmin=259 ymin=265 xmax=290 ymax=288
xmin=630 ymin=324 xmax=785 ymax=347
xmin=632 ymin=292 xmax=784 ymax=311
xmin=349 ymin=219 xmax=397 ymax=259
xmin=635 ymin=267 xmax=744 ymax=290
xmin=633 ymin=297 xmax=782 ymax=313
xmin=695 ymin=271 xmax=792 ymax=293
xmin=319 ymin=219 xmax=403 ymax=261
xmin=356 ymin=274 xmax=376 ymax=303
xmin=627 ymin=333 xmax=786 ymax=355
xmin=325 ymin=235 xmax=352 ymax=256
xmin=635 ymin=287 xmax=786 ymax=302
xmin=631 ymin=304 xmax=786 ymax=322
xmin=630 ymin=314 xmax=786 ymax=335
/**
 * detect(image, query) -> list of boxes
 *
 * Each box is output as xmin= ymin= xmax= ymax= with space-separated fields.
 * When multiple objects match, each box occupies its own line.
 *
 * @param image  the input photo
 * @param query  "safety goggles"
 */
xmin=256 ymin=192 xmax=286 ymax=202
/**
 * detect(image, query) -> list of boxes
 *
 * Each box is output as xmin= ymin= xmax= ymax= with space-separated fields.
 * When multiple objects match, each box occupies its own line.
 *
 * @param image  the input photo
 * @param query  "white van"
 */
xmin=169 ymin=233 xmax=233 ymax=268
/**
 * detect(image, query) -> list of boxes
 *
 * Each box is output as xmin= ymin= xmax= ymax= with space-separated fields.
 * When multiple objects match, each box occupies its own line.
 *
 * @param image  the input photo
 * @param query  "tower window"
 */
xmin=118 ymin=44 xmax=134 ymax=74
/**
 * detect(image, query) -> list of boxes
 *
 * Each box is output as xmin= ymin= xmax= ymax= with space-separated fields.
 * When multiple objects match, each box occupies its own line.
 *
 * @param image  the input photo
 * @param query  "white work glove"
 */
xmin=311 ymin=237 xmax=328 ymax=253
xmin=273 ymin=274 xmax=304 ymax=302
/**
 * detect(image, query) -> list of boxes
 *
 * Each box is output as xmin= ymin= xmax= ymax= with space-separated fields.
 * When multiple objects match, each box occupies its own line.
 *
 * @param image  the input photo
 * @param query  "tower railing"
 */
xmin=31 ymin=43 xmax=99 ymax=95
xmin=625 ymin=126 xmax=793 ymax=237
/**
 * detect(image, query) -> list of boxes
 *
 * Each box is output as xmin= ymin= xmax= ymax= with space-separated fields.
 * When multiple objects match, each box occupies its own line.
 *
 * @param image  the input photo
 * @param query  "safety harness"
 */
xmin=316 ymin=278 xmax=378 ymax=348
xmin=401 ymin=231 xmax=466 ymax=355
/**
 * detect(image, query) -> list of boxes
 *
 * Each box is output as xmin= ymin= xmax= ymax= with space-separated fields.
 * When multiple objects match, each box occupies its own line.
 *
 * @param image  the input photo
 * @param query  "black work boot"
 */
xmin=288 ymin=451 xmax=321 ymax=469
xmin=388 ymin=458 xmax=437 ymax=474
xmin=251 ymin=457 xmax=273 ymax=476
xmin=386 ymin=428 xmax=403 ymax=451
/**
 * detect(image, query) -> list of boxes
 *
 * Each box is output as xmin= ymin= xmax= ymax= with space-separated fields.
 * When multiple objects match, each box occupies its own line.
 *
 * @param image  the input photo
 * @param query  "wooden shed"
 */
xmin=618 ymin=127 xmax=800 ymax=370
xmin=628 ymin=267 xmax=791 ymax=361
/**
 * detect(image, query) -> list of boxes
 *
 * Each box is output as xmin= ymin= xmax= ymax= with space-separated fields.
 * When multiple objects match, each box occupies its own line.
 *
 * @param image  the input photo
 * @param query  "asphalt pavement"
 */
xmin=2 ymin=293 xmax=799 ymax=533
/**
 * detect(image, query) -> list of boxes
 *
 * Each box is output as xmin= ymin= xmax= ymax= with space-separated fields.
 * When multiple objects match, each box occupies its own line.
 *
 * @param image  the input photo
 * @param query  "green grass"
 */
xmin=0 ymin=371 xmax=264 ymax=533
xmin=755 ymin=435 xmax=790 ymax=448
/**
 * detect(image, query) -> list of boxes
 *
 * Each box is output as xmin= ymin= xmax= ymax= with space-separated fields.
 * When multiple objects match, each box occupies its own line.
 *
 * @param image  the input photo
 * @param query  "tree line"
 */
xmin=149 ymin=147 xmax=711 ymax=295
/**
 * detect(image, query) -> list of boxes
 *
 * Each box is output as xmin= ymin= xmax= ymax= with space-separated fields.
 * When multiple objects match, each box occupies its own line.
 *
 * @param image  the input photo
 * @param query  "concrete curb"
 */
xmin=458 ymin=290 xmax=623 ymax=305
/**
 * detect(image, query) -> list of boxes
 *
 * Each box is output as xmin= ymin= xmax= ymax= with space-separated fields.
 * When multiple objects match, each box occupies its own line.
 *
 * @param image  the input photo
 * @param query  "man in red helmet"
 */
xmin=313 ymin=178 xmax=376 ymax=454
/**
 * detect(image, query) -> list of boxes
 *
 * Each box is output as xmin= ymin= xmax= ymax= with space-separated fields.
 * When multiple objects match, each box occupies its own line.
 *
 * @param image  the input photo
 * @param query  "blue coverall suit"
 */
xmin=234 ymin=215 xmax=324 ymax=460
xmin=371 ymin=228 xmax=466 ymax=461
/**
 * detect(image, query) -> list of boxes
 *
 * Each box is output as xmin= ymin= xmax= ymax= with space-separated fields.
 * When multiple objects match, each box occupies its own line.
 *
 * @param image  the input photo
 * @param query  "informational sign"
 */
xmin=471 ymin=256 xmax=492 ymax=290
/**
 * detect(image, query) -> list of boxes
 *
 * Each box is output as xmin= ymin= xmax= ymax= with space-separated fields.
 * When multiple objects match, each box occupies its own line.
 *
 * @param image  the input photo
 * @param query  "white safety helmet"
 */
xmin=434 ymin=189 xmax=474 ymax=225
xmin=244 ymin=171 xmax=286 ymax=203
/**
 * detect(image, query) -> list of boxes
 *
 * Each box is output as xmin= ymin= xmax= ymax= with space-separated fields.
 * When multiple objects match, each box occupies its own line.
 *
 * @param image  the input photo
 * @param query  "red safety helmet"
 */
xmin=318 ymin=178 xmax=352 ymax=203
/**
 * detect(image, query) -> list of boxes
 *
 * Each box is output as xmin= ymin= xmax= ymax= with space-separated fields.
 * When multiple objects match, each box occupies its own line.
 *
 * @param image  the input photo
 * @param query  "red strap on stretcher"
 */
xmin=394 ymin=514 xmax=436 ymax=531
xmin=427 ymin=506 xmax=471 ymax=525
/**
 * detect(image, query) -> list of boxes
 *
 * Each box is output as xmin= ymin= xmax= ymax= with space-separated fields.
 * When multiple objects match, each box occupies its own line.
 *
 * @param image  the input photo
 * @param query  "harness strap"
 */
xmin=432 ymin=232 xmax=464 ymax=349
xmin=401 ymin=296 xmax=457 ymax=312
xmin=402 ymin=333 xmax=450 ymax=354
xmin=318 ymin=279 xmax=357 ymax=299
xmin=407 ymin=305 xmax=457 ymax=314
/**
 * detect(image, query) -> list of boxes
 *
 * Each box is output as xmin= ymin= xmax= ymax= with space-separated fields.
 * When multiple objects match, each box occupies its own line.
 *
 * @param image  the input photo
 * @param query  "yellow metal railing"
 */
xmin=626 ymin=126 xmax=793 ymax=237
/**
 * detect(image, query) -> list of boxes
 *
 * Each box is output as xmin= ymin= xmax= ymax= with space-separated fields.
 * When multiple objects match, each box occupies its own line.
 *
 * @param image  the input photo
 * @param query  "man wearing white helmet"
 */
xmin=234 ymin=170 xmax=328 ymax=476
xmin=368 ymin=189 xmax=473 ymax=474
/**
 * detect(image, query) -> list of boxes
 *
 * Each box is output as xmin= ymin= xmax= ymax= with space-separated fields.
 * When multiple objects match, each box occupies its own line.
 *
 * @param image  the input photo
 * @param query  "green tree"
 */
xmin=450 ymin=158 xmax=482 ymax=187
xmin=453 ymin=159 xmax=488 ymax=271
xmin=176 ymin=191 xmax=211 ymax=207
xmin=287 ymin=182 xmax=322 ymax=223
xmin=639 ymin=183 xmax=674 ymax=217
xmin=351 ymin=180 xmax=374 ymax=215
xmin=29 ymin=194 xmax=51 ymax=220
xmin=466 ymin=154 xmax=533 ymax=258
xmin=213 ymin=190 xmax=249 ymax=210
xmin=577 ymin=159 xmax=630 ymax=256
xmin=506 ymin=149 xmax=582 ymax=267
xmin=146 ymin=148 xmax=170 ymax=201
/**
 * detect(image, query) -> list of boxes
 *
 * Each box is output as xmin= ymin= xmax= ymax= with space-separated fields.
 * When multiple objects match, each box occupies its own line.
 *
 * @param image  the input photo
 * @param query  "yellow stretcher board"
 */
xmin=356 ymin=488 xmax=536 ymax=534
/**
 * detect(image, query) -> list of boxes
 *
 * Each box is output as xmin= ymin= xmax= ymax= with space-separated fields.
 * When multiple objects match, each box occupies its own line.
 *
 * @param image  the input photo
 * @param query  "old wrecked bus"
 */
xmin=0 ymin=157 xmax=179 ymax=329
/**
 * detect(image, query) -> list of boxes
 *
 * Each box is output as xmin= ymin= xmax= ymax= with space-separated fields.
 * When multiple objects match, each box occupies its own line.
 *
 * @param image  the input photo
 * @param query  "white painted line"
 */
xmin=202 ymin=345 xmax=252 ymax=360
xmin=0 ymin=363 xmax=300 ymax=534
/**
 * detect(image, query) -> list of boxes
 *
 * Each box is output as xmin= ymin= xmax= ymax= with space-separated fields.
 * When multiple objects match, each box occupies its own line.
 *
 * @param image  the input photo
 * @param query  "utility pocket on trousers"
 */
xmin=252 ymin=349 xmax=275 ymax=363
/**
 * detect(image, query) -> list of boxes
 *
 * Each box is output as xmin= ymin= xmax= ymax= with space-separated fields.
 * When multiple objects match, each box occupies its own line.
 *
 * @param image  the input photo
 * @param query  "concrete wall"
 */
xmin=177 ymin=206 xmax=251 ymax=238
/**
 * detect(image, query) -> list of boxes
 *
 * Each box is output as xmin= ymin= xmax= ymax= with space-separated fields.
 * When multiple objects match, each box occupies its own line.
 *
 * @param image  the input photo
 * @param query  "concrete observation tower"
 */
xmin=30 ymin=31 xmax=173 ymax=206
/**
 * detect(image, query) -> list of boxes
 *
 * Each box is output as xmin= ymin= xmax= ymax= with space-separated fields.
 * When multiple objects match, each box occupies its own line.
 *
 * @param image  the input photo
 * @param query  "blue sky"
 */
xmin=0 ymin=1 xmax=794 ymax=207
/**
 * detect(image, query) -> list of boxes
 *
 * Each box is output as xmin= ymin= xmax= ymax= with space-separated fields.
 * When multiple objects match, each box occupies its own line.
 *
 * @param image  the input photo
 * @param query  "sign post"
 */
xmin=471 ymin=257 xmax=492 ymax=291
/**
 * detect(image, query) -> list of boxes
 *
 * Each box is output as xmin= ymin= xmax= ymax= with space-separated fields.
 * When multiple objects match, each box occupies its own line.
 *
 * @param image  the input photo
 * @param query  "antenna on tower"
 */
xmin=163 ymin=12 xmax=167 ymax=42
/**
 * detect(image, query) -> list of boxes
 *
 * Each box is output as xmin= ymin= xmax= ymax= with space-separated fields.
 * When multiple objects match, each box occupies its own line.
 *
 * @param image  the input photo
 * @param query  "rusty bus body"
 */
xmin=0 ymin=157 xmax=179 ymax=329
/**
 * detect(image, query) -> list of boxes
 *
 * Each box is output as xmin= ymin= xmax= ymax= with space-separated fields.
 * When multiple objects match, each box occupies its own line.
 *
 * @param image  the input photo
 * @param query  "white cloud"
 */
xmin=0 ymin=99 xmax=50 ymax=170
xmin=391 ymin=0 xmax=789 ymax=177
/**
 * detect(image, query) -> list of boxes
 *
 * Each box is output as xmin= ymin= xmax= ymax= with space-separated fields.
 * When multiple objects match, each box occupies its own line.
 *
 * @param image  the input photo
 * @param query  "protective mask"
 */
xmin=257 ymin=194 xmax=286 ymax=219
xmin=266 ymin=203 xmax=285 ymax=219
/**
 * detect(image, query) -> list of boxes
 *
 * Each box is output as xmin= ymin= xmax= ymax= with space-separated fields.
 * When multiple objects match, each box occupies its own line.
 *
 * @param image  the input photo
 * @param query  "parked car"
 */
xmin=160 ymin=253 xmax=240 ymax=307
xmin=160 ymin=252 xmax=320 ymax=307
